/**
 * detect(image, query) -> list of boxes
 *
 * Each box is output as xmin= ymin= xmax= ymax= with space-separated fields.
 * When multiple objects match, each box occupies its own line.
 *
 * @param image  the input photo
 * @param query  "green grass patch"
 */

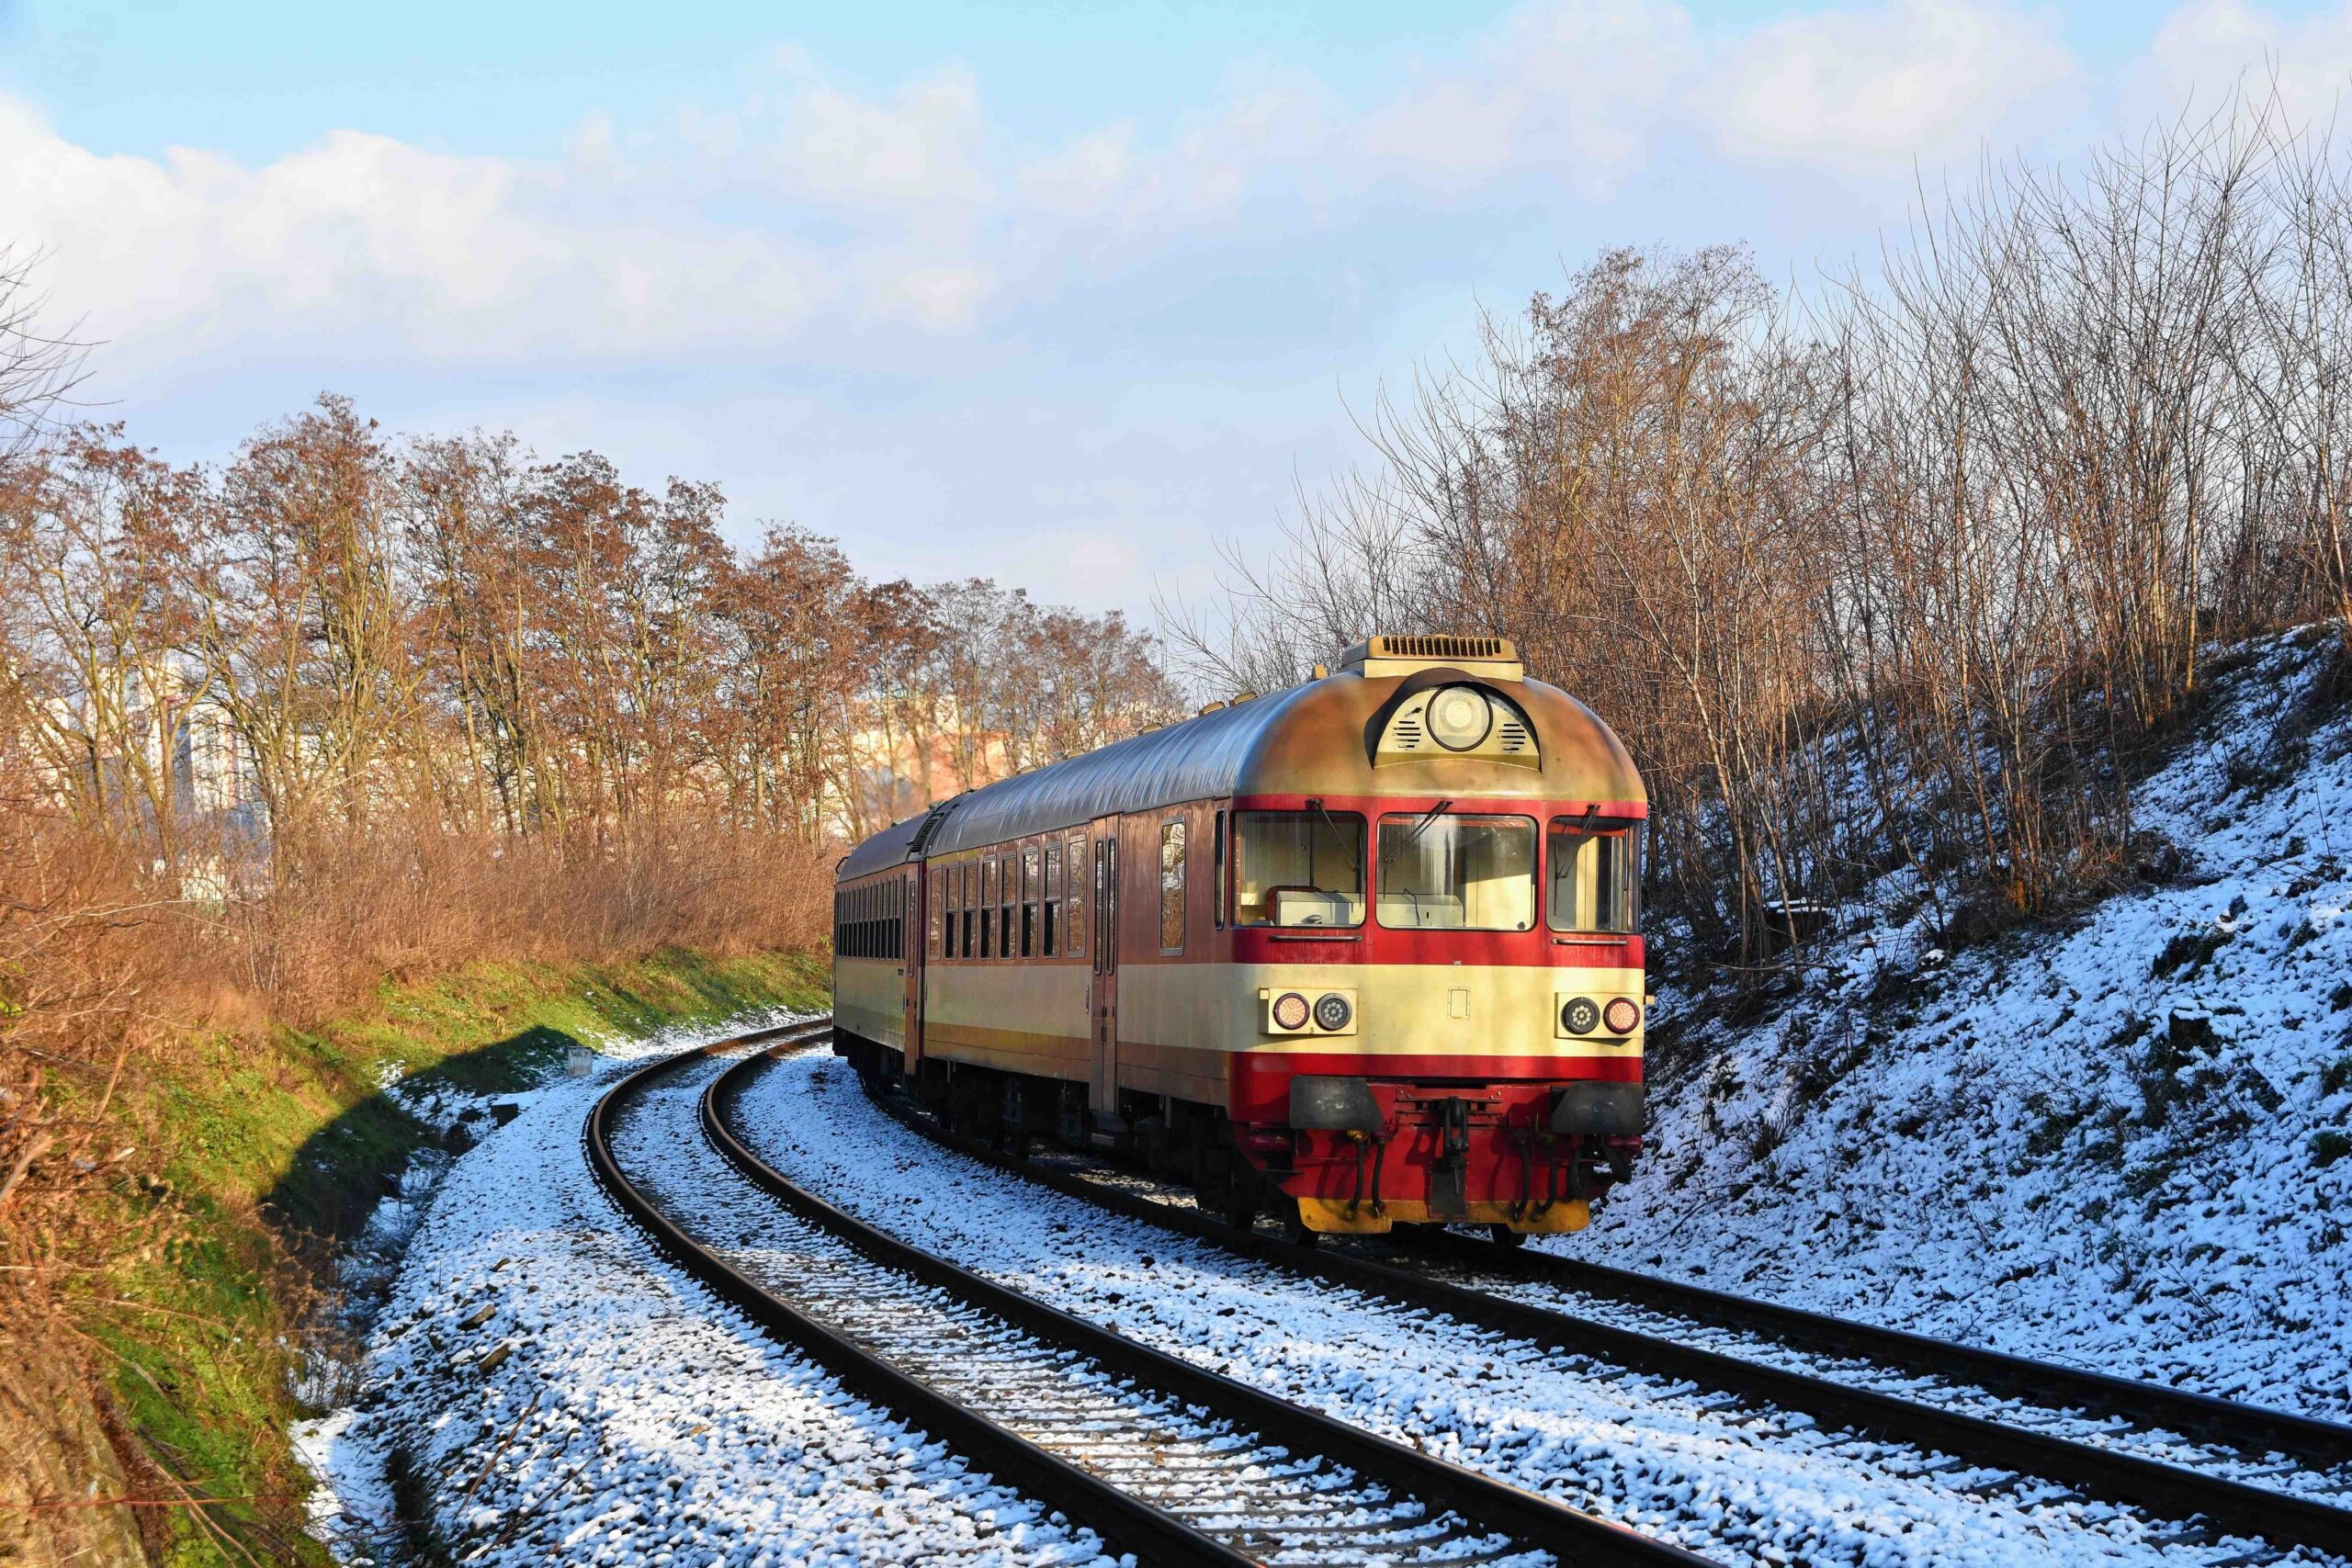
xmin=86 ymin=946 xmax=826 ymax=1566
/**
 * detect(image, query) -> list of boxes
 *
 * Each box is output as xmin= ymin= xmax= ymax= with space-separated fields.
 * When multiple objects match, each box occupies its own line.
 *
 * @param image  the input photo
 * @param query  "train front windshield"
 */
xmin=1374 ymin=814 xmax=1536 ymax=930
xmin=1234 ymin=810 xmax=1366 ymax=927
xmin=1548 ymin=818 xmax=1642 ymax=933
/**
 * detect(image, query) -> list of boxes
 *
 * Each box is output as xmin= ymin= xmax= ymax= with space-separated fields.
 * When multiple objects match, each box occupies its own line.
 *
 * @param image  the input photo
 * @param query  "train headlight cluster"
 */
xmin=1264 ymin=987 xmax=1358 ymax=1035
xmin=1560 ymin=994 xmax=1644 ymax=1038
xmin=1427 ymin=684 xmax=1495 ymax=751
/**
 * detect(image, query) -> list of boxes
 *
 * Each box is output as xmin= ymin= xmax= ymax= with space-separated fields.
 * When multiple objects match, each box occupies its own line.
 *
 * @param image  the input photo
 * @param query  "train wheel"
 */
xmin=1222 ymin=1194 xmax=1260 ymax=1233
xmin=1487 ymin=1224 xmax=1527 ymax=1250
xmin=1282 ymin=1213 xmax=1320 ymax=1249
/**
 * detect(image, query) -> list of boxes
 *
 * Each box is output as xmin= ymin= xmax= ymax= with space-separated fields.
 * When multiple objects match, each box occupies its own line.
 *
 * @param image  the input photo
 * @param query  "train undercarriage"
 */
xmin=832 ymin=1030 xmax=1642 ymax=1246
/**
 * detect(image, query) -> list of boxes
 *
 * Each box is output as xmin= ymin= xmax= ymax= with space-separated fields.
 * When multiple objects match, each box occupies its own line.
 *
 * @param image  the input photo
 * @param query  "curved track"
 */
xmin=857 ymin=1043 xmax=2352 ymax=1563
xmin=585 ymin=1025 xmax=1716 ymax=1568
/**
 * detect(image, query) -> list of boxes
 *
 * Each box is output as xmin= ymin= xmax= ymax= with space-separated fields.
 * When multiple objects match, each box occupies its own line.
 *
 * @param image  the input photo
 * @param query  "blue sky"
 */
xmin=4 ymin=1 xmax=2350 ymax=617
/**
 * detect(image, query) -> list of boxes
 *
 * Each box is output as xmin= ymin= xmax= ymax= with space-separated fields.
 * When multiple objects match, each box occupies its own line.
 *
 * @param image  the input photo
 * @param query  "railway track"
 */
xmin=584 ymin=1023 xmax=1716 ymax=1568
xmin=854 ymin=1040 xmax=2352 ymax=1564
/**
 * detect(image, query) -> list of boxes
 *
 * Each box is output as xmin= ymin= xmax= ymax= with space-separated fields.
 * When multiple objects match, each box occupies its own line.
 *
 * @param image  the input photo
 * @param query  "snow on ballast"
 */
xmin=296 ymin=1018 xmax=1115 ymax=1567
xmin=741 ymin=1043 xmax=2349 ymax=1568
xmin=599 ymin=1037 xmax=1711 ymax=1566
xmin=873 ymin=1065 xmax=2352 ymax=1537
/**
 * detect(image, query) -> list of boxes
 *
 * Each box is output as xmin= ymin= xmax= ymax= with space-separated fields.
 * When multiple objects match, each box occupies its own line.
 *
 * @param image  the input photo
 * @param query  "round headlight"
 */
xmin=1561 ymin=996 xmax=1600 ymax=1035
xmin=1272 ymin=991 xmax=1311 ymax=1031
xmin=1603 ymin=997 xmax=1642 ymax=1035
xmin=1426 ymin=685 xmax=1494 ymax=751
xmin=1313 ymin=992 xmax=1353 ymax=1032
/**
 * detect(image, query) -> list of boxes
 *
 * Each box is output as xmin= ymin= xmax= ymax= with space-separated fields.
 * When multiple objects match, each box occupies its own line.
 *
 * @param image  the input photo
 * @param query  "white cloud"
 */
xmin=2130 ymin=1 xmax=2352 ymax=131
xmin=0 ymin=68 xmax=1033 ymax=373
xmin=1694 ymin=0 xmax=2080 ymax=174
xmin=1357 ymin=0 xmax=1699 ymax=194
xmin=771 ymin=62 xmax=992 ymax=212
xmin=1020 ymin=122 xmax=1139 ymax=212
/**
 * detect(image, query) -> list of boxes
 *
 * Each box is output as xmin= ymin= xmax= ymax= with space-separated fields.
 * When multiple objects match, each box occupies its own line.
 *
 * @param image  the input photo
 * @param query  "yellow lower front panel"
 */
xmin=1293 ymin=1196 xmax=1590 ymax=1235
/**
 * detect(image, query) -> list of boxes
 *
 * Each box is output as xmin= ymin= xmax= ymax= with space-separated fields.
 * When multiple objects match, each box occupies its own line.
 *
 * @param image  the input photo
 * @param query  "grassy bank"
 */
xmin=87 ymin=947 xmax=827 ymax=1567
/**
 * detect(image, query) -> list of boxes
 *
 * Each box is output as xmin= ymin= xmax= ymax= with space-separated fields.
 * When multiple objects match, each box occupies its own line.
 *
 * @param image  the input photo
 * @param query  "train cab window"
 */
xmin=1021 ymin=849 xmax=1040 ymax=958
xmin=1376 ymin=812 xmax=1536 ymax=931
xmin=1043 ymin=845 xmax=1062 ymax=956
xmin=1159 ymin=820 xmax=1187 ymax=953
xmin=1000 ymin=852 xmax=1017 ymax=958
xmin=1065 ymin=835 xmax=1087 ymax=957
xmin=1548 ymin=818 xmax=1643 ymax=934
xmin=1232 ymin=810 xmax=1365 ymax=928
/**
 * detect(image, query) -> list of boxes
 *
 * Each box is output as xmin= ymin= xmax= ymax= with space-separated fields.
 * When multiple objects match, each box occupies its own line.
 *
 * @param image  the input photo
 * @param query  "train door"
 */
xmin=1091 ymin=820 xmax=1119 ymax=1112
xmin=902 ymin=867 xmax=922 ymax=1065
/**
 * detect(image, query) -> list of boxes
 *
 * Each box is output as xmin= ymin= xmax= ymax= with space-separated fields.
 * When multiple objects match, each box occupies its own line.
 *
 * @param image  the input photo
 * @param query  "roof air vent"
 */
xmin=1338 ymin=634 xmax=1524 ymax=682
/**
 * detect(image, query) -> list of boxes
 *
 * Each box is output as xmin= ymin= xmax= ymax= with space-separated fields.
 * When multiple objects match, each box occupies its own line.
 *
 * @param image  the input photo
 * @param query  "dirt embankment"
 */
xmin=1 ymin=1334 xmax=153 ymax=1566
xmin=6 ymin=947 xmax=824 ymax=1568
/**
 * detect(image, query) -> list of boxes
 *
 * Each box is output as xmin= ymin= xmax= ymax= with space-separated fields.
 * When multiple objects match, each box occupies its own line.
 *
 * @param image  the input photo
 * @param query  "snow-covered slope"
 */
xmin=1572 ymin=630 xmax=2352 ymax=1419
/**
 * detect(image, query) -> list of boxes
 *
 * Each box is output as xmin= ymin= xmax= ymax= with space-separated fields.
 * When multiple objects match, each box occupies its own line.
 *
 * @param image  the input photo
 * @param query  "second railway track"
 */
xmin=839 ymin=1034 xmax=2352 ymax=1564
xmin=586 ymin=1022 xmax=1713 ymax=1567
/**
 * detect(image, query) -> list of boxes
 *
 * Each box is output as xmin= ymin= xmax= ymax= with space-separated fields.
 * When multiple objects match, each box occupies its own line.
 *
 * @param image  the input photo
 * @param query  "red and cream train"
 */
xmin=830 ymin=635 xmax=1647 ymax=1240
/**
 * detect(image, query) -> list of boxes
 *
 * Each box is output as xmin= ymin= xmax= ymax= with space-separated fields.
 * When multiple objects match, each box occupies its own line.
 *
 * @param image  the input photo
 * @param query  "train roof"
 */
xmin=838 ymin=683 xmax=1315 ymax=881
xmin=836 ymin=654 xmax=1644 ymax=883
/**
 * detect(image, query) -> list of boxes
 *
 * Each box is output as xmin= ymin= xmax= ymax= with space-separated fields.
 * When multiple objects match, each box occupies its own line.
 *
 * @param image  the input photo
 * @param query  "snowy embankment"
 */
xmin=1574 ymin=631 xmax=2352 ymax=1419
xmin=295 ymin=1021 xmax=1112 ymax=1568
xmin=735 ymin=1052 xmax=2307 ymax=1568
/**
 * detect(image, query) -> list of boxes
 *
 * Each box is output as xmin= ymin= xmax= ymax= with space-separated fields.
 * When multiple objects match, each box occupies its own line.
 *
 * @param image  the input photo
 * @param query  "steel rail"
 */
xmin=583 ymin=1023 xmax=1261 ymax=1568
xmin=861 ymin=1053 xmax=2352 ymax=1561
xmin=704 ymin=1040 xmax=1718 ymax=1568
xmin=1460 ymin=1230 xmax=2352 ymax=1466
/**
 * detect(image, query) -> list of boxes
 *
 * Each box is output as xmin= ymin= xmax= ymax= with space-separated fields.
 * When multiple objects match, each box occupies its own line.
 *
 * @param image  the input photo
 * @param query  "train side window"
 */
xmin=1043 ymin=845 xmax=1062 ymax=956
xmin=1159 ymin=819 xmax=1187 ymax=954
xmin=960 ymin=863 xmax=974 ymax=959
xmin=1021 ymin=849 xmax=1040 ymax=958
xmin=1000 ymin=852 xmax=1017 ymax=958
xmin=978 ymin=859 xmax=995 ymax=959
xmin=1066 ymin=835 xmax=1087 ymax=957
xmin=939 ymin=867 xmax=954 ymax=959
